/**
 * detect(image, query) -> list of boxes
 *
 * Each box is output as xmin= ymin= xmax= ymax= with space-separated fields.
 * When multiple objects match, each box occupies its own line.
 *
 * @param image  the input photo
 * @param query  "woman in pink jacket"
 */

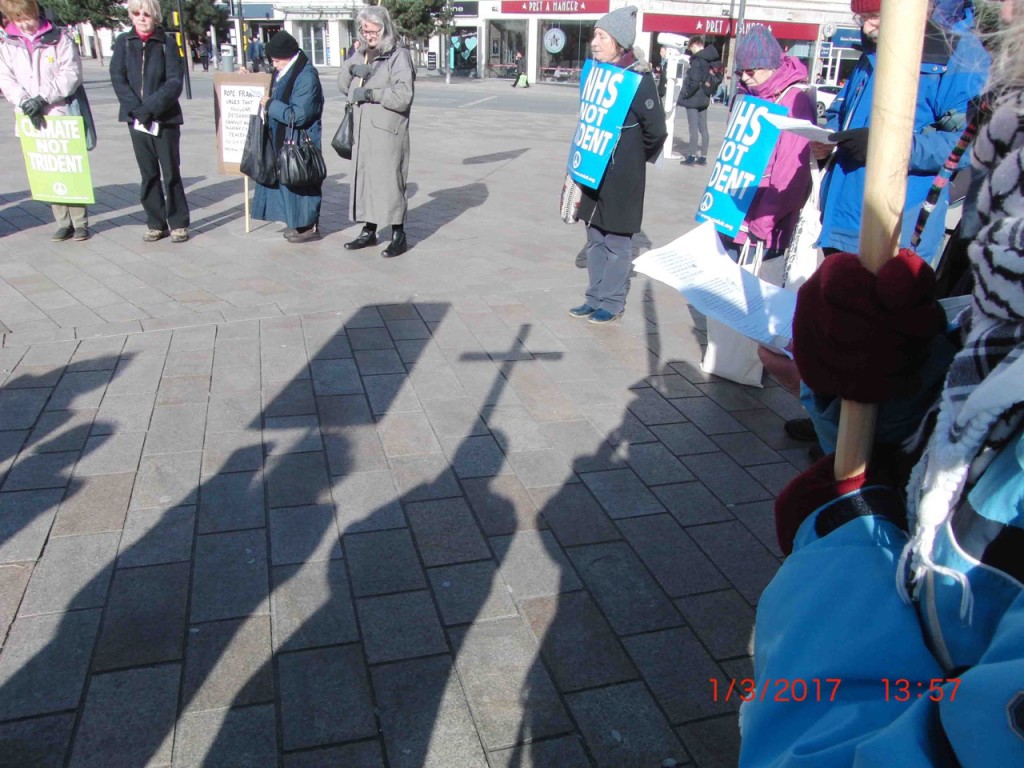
xmin=724 ymin=24 xmax=814 ymax=270
xmin=0 ymin=0 xmax=90 ymax=241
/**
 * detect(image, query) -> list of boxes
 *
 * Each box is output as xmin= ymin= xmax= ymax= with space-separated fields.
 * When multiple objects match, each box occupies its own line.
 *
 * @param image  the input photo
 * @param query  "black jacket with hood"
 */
xmin=109 ymin=26 xmax=184 ymax=125
xmin=678 ymin=44 xmax=721 ymax=110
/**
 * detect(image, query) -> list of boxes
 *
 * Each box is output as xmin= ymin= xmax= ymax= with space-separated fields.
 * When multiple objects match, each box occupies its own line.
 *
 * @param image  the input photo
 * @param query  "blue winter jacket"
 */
xmin=818 ymin=23 xmax=988 ymax=264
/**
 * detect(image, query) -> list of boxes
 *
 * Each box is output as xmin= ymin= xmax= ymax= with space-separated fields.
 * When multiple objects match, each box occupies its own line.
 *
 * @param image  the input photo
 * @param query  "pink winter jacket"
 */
xmin=733 ymin=56 xmax=814 ymax=251
xmin=0 ymin=20 xmax=82 ymax=118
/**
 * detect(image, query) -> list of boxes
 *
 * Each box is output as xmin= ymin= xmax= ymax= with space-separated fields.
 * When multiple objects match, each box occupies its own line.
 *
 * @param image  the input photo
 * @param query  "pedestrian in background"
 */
xmin=569 ymin=6 xmax=667 ymax=325
xmin=338 ymin=4 xmax=415 ymax=258
xmin=0 ymin=0 xmax=91 ymax=241
xmin=677 ymin=35 xmax=720 ymax=165
xmin=512 ymin=50 xmax=528 ymax=88
xmin=110 ymin=0 xmax=191 ymax=242
xmin=247 ymin=34 xmax=265 ymax=73
xmin=253 ymin=31 xmax=324 ymax=244
xmin=197 ymin=40 xmax=209 ymax=71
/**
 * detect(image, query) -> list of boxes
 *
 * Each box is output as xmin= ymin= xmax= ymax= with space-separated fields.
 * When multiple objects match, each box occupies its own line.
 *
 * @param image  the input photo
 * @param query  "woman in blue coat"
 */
xmin=253 ymin=31 xmax=324 ymax=244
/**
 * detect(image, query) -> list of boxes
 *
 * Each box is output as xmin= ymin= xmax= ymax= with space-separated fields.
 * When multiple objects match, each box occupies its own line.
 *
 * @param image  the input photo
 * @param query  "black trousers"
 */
xmin=128 ymin=125 xmax=190 ymax=231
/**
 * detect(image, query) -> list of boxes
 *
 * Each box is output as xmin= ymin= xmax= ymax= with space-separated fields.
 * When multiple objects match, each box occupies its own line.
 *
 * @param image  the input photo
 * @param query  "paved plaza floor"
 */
xmin=0 ymin=60 xmax=811 ymax=767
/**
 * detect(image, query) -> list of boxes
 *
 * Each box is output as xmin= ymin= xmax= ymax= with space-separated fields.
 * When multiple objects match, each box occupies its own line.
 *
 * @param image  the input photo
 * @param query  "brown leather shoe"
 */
xmin=285 ymin=225 xmax=321 ymax=244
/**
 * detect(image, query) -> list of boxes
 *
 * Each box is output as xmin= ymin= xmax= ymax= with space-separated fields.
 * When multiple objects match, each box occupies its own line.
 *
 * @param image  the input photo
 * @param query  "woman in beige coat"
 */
xmin=337 ymin=5 xmax=415 ymax=258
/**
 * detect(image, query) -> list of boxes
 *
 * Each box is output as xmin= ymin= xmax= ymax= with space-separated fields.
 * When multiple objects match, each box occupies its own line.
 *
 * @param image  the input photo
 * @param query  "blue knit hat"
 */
xmin=734 ymin=25 xmax=783 ymax=71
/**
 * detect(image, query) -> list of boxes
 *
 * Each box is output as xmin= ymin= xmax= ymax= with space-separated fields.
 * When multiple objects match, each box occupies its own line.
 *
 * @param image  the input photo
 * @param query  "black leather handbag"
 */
xmin=331 ymin=104 xmax=354 ymax=159
xmin=239 ymin=111 xmax=277 ymax=186
xmin=276 ymin=122 xmax=327 ymax=188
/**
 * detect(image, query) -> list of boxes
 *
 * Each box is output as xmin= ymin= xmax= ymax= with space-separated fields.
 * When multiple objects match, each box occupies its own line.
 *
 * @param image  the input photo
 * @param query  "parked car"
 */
xmin=816 ymin=85 xmax=842 ymax=118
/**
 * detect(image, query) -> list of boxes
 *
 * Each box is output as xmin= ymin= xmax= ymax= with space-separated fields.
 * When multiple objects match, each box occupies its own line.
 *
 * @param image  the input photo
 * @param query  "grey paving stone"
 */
xmin=2 ymin=451 xmax=75 ymax=491
xmin=626 ymin=388 xmax=687 ymax=426
xmin=389 ymin=453 xmax=461 ymax=502
xmin=670 ymin=397 xmax=747 ymax=434
xmin=529 ymin=483 xmax=620 ymax=546
xmin=263 ymin=379 xmax=316 ymax=418
xmin=386 ymin=317 xmax=432 ymax=340
xmin=143 ymin=403 xmax=207 ymax=455
xmin=565 ymin=542 xmax=681 ymax=635
xmin=344 ymin=528 xmax=426 ymax=597
xmin=622 ymin=441 xmax=695 ymax=486
xmin=732 ymin=407 xmax=807 ymax=451
xmin=348 ymin=326 xmax=394 ymax=350
xmin=521 ymin=591 xmax=636 ymax=693
xmin=372 ymin=655 xmax=487 ymax=768
xmin=121 ymin=331 xmax=171 ymax=358
xmin=182 ymin=615 xmax=274 ymax=712
xmin=213 ymin=338 xmax=261 ymax=368
xmin=677 ymin=715 xmax=741 ymax=768
xmin=710 ymin=432 xmax=784 ymax=467
xmin=200 ymin=430 xmax=263 ymax=475
xmin=265 ymin=452 xmax=332 ymax=508
xmin=0 ymin=488 xmax=63 ymax=563
xmin=747 ymin=461 xmax=799 ymax=496
xmin=579 ymin=468 xmax=665 ymax=519
xmin=450 ymin=616 xmax=571 ymax=750
xmin=617 ymin=515 xmax=729 ymax=597
xmin=421 ymin=397 xmax=490 ymax=438
xmin=210 ymin=364 xmax=261 ymax=395
xmin=18 ymin=532 xmax=119 ymax=617
xmin=503 ymin=448 xmax=574 ymax=488
xmin=408 ymin=365 xmax=467 ymax=402
xmin=191 ymin=529 xmax=269 ymax=622
xmin=622 ymin=627 xmax=737 ymax=724
xmin=331 ymin=469 xmax=404 ymax=533
xmin=0 ymin=562 xmax=32 ymax=643
xmin=357 ymin=590 xmax=448 ymax=663
xmin=490 ymin=530 xmax=581 ymax=600
xmin=732 ymin=499 xmax=784 ymax=558
xmin=91 ymin=392 xmax=156 ymax=434
xmin=93 ymin=562 xmax=190 ymax=671
xmin=130 ymin=451 xmax=201 ymax=509
xmin=680 ymin=452 xmax=772 ymax=506
xmin=378 ymin=412 xmax=442 ymax=457
xmin=396 ymin=337 xmax=446 ymax=367
xmin=44 ymin=370 xmax=112 ymax=411
xmin=205 ymin=392 xmax=261 ymax=434
xmin=282 ymin=741 xmax=384 ymax=768
xmin=5 ymin=363 xmax=63 ymax=389
xmin=748 ymin=385 xmax=808 ymax=421
xmin=155 ymin=374 xmax=211 ymax=405
xmin=464 ymin=474 xmax=542 ymax=536
xmin=407 ymin=497 xmax=491 ymax=567
xmin=0 ymin=712 xmax=75 ymax=768
xmin=0 ymin=428 xmax=27 ymax=470
xmin=171 ymin=325 xmax=217 ymax=351
xmin=0 ymin=609 xmax=101 ymax=719
xmin=565 ymin=681 xmax=686 ymax=768
xmin=268 ymin=503 xmax=340 ymax=564
xmin=652 ymin=481 xmax=737 ymax=527
xmin=355 ymin=349 xmax=406 ymax=376
xmin=105 ymin=357 xmax=165 ymax=396
xmin=67 ymin=665 xmax=179 ymax=768
xmin=173 ymin=704 xmax=277 ymax=768
xmin=164 ymin=350 xmax=214 ymax=378
xmin=647 ymin=373 xmax=702 ymax=399
xmin=277 ymin=645 xmax=376 ymax=750
xmin=264 ymin=414 xmax=322 ymax=455
xmin=310 ymin=358 xmax=363 ymax=396
xmin=117 ymin=506 xmax=195 ymax=568
xmin=648 ymin=423 xmax=718 ymax=457
xmin=198 ymin=470 xmax=265 ymax=533
xmin=687 ymin=521 xmax=781 ymax=605
xmin=676 ymin=589 xmax=756 ymax=660
xmin=25 ymin=409 xmax=95 ymax=453
xmin=427 ymin=560 xmax=517 ymax=626
xmin=271 ymin=558 xmax=358 ymax=651
xmin=696 ymin=381 xmax=767 ymax=411
xmin=364 ymin=373 xmax=422 ymax=415
xmin=0 ymin=388 xmax=50 ymax=429
xmin=586 ymin=406 xmax=657 ymax=448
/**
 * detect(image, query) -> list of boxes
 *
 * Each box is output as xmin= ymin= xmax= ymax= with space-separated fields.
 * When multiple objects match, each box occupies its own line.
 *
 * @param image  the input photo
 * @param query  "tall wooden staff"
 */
xmin=834 ymin=0 xmax=930 ymax=479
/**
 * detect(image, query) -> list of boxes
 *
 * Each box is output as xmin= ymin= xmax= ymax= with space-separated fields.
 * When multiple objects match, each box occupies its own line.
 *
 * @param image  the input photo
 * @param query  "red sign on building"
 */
xmin=500 ymin=0 xmax=611 ymax=14
xmin=642 ymin=13 xmax=820 ymax=42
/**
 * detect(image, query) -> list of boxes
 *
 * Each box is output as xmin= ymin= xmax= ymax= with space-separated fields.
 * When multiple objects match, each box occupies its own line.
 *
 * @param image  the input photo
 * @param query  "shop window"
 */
xmin=538 ymin=19 xmax=595 ymax=84
xmin=487 ymin=20 xmax=526 ymax=78
xmin=449 ymin=27 xmax=478 ymax=76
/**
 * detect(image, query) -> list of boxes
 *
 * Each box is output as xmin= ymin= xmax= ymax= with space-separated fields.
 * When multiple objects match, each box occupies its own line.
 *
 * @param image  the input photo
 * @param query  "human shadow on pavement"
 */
xmin=462 ymin=149 xmax=529 ymax=165
xmin=404 ymin=182 xmax=488 ymax=244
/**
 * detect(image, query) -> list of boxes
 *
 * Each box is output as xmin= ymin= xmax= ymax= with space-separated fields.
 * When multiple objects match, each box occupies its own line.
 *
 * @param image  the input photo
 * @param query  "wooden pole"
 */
xmin=244 ymin=176 xmax=250 ymax=233
xmin=833 ymin=0 xmax=929 ymax=479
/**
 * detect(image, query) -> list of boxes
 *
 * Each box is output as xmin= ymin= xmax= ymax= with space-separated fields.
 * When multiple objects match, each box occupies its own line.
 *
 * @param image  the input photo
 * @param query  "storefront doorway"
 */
xmin=294 ymin=21 xmax=327 ymax=66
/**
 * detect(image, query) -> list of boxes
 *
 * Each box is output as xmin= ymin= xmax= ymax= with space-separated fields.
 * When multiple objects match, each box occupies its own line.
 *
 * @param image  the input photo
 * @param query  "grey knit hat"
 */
xmin=596 ymin=5 xmax=638 ymax=50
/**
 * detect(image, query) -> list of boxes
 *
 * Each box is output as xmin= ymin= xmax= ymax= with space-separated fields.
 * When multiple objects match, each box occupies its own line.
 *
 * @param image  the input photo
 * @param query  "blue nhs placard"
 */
xmin=568 ymin=60 xmax=643 ymax=190
xmin=696 ymin=95 xmax=788 ymax=237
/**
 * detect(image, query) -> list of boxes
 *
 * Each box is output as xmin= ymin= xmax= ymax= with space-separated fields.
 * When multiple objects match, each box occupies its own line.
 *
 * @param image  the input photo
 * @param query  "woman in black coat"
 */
xmin=110 ymin=0 xmax=190 ymax=243
xmin=571 ymin=6 xmax=667 ymax=325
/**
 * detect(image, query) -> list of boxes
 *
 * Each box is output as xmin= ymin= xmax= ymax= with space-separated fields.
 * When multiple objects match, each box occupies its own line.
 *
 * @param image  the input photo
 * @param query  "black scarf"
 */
xmin=269 ymin=50 xmax=309 ymax=150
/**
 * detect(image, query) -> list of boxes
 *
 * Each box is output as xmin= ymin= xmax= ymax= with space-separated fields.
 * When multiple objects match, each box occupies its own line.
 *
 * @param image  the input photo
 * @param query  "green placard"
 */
xmin=17 ymin=114 xmax=95 ymax=205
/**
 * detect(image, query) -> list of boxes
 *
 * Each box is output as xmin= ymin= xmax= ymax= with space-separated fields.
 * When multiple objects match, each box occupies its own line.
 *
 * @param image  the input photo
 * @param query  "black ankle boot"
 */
xmin=344 ymin=227 xmax=377 ymax=250
xmin=382 ymin=230 xmax=407 ymax=258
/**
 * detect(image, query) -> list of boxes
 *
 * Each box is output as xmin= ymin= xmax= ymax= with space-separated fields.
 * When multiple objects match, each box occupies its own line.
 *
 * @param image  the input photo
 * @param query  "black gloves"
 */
xmin=20 ymin=96 xmax=47 ymax=130
xmin=351 ymin=86 xmax=374 ymax=104
xmin=829 ymin=127 xmax=870 ymax=166
xmin=349 ymin=62 xmax=372 ymax=79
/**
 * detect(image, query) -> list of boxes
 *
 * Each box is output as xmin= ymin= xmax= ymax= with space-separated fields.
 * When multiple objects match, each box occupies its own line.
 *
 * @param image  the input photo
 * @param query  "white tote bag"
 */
xmin=781 ymin=160 xmax=825 ymax=290
xmin=700 ymin=241 xmax=787 ymax=388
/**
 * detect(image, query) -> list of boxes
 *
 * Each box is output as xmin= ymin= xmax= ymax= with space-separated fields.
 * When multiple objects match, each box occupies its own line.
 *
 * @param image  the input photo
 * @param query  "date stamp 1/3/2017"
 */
xmin=711 ymin=678 xmax=963 ymax=704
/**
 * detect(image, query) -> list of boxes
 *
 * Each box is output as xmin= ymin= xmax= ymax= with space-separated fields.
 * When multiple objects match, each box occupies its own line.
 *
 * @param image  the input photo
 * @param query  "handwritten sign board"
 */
xmin=214 ymin=72 xmax=271 ymax=176
xmin=567 ymin=59 xmax=642 ymax=190
xmin=17 ymin=115 xmax=94 ymax=204
xmin=696 ymin=95 xmax=787 ymax=237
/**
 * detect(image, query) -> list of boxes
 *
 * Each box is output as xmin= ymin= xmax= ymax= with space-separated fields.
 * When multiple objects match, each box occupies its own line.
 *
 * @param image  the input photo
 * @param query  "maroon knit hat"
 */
xmin=851 ymin=0 xmax=882 ymax=13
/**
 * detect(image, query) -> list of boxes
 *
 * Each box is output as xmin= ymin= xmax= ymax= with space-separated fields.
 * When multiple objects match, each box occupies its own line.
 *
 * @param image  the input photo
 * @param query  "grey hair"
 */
xmin=356 ymin=5 xmax=397 ymax=53
xmin=126 ymin=0 xmax=162 ymax=24
xmin=986 ymin=10 xmax=1024 ymax=100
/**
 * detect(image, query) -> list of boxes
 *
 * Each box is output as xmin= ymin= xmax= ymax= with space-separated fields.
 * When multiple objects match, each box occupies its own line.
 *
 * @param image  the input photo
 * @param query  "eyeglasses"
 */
xmin=736 ymin=68 xmax=757 ymax=77
xmin=853 ymin=13 xmax=880 ymax=25
xmin=130 ymin=10 xmax=153 ymax=17
xmin=360 ymin=26 xmax=381 ymax=37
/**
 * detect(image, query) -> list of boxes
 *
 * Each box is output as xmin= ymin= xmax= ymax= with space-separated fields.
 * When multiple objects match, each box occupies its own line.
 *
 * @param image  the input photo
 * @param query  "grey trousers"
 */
xmin=584 ymin=226 xmax=633 ymax=315
xmin=52 ymin=204 xmax=88 ymax=229
xmin=686 ymin=107 xmax=709 ymax=158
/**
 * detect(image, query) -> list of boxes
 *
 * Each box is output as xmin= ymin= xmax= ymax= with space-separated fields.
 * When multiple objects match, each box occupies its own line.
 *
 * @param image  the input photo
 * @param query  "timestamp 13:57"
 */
xmin=882 ymin=678 xmax=961 ymax=702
